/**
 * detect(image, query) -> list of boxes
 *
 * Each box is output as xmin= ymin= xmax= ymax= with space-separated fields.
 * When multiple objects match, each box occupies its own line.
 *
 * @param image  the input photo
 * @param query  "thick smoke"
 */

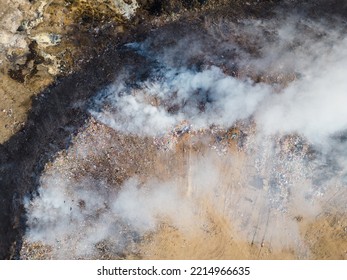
xmin=24 ymin=12 xmax=347 ymax=259
xmin=91 ymin=17 xmax=347 ymax=148
xmin=90 ymin=67 xmax=271 ymax=135
xmin=255 ymin=28 xmax=347 ymax=147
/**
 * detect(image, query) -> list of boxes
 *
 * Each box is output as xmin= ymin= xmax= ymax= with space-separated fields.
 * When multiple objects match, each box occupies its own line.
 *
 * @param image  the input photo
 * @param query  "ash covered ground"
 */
xmin=1 ymin=0 xmax=347 ymax=259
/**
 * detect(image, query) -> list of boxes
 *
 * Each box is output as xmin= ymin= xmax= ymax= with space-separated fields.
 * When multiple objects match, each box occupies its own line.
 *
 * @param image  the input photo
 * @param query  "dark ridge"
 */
xmin=148 ymin=0 xmax=163 ymax=16
xmin=139 ymin=0 xmax=209 ymax=16
xmin=8 ymin=41 xmax=45 ymax=84
xmin=273 ymin=0 xmax=347 ymax=21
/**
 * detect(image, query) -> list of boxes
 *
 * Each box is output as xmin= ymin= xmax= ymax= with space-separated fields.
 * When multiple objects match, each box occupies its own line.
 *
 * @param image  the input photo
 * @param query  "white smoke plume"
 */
xmin=91 ymin=17 xmax=347 ymax=148
xmin=90 ymin=67 xmax=271 ymax=135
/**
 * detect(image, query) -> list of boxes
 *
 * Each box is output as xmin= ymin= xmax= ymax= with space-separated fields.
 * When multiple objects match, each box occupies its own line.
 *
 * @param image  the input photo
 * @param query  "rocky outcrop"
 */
xmin=0 ymin=0 xmax=141 ymax=144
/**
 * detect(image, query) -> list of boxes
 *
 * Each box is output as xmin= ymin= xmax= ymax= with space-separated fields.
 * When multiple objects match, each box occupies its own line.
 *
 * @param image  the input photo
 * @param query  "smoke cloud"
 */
xmin=90 ymin=67 xmax=271 ymax=135
xmin=91 ymin=16 xmax=347 ymax=148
